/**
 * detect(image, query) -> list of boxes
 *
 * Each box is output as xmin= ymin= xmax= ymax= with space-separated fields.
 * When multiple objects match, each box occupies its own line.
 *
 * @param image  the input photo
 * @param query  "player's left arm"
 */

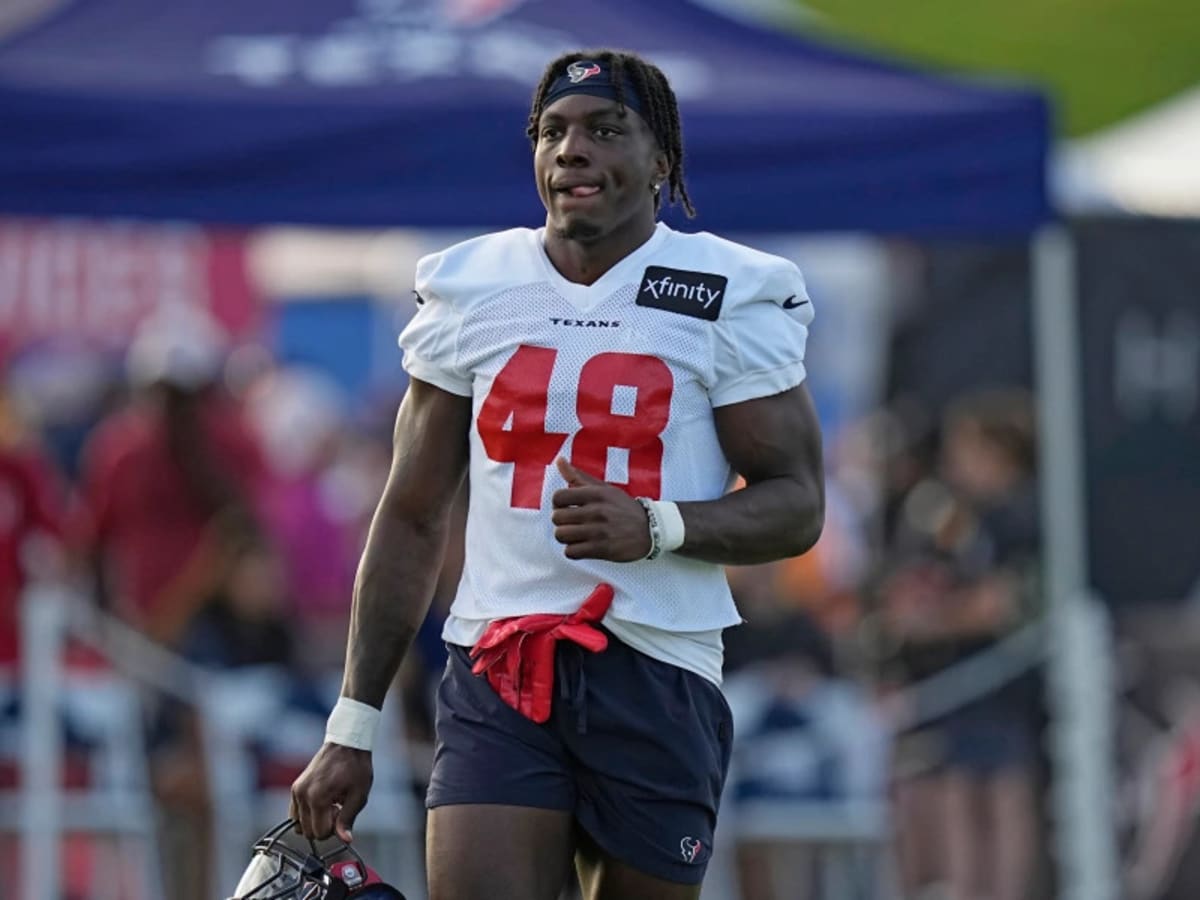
xmin=551 ymin=383 xmax=823 ymax=565
xmin=677 ymin=382 xmax=824 ymax=564
xmin=553 ymin=255 xmax=822 ymax=565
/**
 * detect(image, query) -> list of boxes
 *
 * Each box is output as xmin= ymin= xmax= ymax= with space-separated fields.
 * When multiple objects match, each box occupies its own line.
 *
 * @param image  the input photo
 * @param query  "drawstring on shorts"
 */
xmin=556 ymin=642 xmax=591 ymax=734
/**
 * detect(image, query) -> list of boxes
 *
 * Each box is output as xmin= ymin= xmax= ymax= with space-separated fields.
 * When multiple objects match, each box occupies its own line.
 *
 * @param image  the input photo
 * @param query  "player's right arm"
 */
xmin=291 ymin=377 xmax=471 ymax=842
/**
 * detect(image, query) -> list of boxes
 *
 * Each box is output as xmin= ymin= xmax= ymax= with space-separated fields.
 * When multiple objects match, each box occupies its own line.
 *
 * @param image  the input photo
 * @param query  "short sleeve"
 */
xmin=397 ymin=257 xmax=472 ymax=396
xmin=710 ymin=260 xmax=813 ymax=408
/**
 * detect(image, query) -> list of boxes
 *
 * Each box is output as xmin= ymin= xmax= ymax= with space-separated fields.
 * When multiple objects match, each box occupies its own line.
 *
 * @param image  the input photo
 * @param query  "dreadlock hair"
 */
xmin=526 ymin=49 xmax=696 ymax=218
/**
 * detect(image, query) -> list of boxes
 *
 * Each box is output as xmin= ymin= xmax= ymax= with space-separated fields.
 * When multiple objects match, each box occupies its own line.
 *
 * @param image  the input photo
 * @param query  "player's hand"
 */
xmin=551 ymin=458 xmax=652 ymax=562
xmin=290 ymin=742 xmax=373 ymax=843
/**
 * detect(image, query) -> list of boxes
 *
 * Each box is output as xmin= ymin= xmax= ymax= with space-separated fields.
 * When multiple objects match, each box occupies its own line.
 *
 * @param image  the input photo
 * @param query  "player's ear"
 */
xmin=652 ymin=149 xmax=670 ymax=186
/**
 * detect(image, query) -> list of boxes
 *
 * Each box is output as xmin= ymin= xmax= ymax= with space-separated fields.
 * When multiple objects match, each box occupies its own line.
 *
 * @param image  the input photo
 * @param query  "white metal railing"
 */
xmin=18 ymin=582 xmax=65 ymax=897
xmin=12 ymin=582 xmax=163 ymax=900
xmin=10 ymin=581 xmax=426 ymax=900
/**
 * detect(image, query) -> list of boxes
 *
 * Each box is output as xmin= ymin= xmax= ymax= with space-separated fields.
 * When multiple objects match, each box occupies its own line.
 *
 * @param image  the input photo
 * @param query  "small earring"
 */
xmin=651 ymin=182 xmax=661 ymax=194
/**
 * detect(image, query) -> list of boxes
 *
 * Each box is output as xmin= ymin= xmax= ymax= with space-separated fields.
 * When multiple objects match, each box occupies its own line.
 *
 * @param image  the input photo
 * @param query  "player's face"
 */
xmin=534 ymin=94 xmax=669 ymax=243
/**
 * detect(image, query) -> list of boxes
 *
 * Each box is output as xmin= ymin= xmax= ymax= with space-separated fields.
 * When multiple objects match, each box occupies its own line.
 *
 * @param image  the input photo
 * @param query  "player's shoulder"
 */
xmin=664 ymin=229 xmax=791 ymax=269
xmin=650 ymin=228 xmax=809 ymax=318
xmin=414 ymin=227 xmax=541 ymax=310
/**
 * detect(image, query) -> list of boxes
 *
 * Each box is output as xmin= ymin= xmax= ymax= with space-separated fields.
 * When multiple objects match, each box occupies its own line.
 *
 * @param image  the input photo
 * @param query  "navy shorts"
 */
xmin=426 ymin=634 xmax=734 ymax=884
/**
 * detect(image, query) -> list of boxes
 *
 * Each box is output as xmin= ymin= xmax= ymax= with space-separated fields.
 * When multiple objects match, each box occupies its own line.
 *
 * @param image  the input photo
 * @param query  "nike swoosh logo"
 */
xmin=781 ymin=295 xmax=810 ymax=309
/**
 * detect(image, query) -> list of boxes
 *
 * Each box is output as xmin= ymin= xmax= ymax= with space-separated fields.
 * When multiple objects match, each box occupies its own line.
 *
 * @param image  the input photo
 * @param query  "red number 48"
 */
xmin=476 ymin=345 xmax=673 ymax=509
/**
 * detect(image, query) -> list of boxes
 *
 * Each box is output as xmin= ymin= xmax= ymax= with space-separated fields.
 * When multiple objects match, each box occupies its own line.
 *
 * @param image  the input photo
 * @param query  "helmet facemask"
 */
xmin=230 ymin=820 xmax=368 ymax=900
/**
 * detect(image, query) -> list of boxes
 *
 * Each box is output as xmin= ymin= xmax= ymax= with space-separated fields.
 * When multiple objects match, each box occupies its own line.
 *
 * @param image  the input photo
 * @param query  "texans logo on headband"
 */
xmin=567 ymin=61 xmax=602 ymax=83
xmin=544 ymin=59 xmax=645 ymax=117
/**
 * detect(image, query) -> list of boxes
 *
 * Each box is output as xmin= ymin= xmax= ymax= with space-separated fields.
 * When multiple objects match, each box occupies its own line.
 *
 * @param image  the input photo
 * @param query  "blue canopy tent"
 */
xmin=0 ymin=0 xmax=1049 ymax=234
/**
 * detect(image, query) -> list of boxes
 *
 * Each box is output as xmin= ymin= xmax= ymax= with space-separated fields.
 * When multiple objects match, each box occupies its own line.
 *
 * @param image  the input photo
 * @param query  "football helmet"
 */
xmin=229 ymin=819 xmax=407 ymax=900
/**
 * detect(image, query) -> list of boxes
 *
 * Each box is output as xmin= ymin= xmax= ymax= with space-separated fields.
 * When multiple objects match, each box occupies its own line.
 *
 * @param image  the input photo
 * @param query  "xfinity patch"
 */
xmin=637 ymin=266 xmax=727 ymax=321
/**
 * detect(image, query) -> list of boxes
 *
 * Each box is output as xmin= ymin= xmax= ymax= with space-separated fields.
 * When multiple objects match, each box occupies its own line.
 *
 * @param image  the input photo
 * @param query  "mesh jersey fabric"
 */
xmin=398 ymin=222 xmax=813 ymax=647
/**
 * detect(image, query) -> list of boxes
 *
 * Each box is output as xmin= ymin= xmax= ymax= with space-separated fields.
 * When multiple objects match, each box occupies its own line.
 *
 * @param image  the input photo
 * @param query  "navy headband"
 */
xmin=542 ymin=59 xmax=645 ymax=118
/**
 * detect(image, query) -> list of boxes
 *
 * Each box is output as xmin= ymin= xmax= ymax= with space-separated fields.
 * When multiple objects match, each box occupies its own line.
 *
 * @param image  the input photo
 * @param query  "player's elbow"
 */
xmin=785 ymin=514 xmax=823 ymax=558
xmin=783 ymin=479 xmax=824 ymax=557
xmin=376 ymin=480 xmax=453 ymax=539
xmin=792 ymin=513 xmax=820 ymax=556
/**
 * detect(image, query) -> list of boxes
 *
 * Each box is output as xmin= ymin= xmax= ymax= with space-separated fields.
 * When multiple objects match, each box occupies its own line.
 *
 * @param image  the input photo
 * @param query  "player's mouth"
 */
xmin=552 ymin=180 xmax=603 ymax=201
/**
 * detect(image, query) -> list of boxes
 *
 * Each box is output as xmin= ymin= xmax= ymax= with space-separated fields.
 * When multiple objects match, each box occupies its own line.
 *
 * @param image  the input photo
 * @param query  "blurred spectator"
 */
xmin=0 ymin=391 xmax=67 ymax=803
xmin=75 ymin=307 xmax=270 ymax=646
xmin=0 ymin=354 xmax=74 ymax=893
xmin=179 ymin=535 xmax=295 ymax=671
xmin=0 ymin=363 xmax=70 ymax=670
xmin=878 ymin=388 xmax=1041 ymax=900
xmin=724 ymin=608 xmax=889 ymax=900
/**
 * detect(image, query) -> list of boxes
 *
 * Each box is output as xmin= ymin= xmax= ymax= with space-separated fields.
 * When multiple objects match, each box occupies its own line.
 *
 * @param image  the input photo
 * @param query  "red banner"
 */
xmin=0 ymin=218 xmax=260 ymax=346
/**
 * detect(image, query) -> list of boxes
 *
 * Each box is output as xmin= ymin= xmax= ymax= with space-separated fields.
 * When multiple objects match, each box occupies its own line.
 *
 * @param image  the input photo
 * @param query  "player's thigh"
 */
xmin=427 ymin=803 xmax=575 ymax=900
xmin=563 ymin=639 xmax=732 ymax=887
xmin=575 ymin=828 xmax=701 ymax=900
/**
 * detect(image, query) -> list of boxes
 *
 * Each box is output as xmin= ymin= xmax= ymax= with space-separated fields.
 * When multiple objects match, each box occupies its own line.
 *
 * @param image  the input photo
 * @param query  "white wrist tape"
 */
xmin=637 ymin=498 xmax=686 ymax=560
xmin=325 ymin=697 xmax=380 ymax=752
xmin=654 ymin=500 xmax=686 ymax=554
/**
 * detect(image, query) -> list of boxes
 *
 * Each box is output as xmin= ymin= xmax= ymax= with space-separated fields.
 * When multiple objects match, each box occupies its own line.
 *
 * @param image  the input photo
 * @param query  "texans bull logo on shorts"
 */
xmin=680 ymin=836 xmax=705 ymax=863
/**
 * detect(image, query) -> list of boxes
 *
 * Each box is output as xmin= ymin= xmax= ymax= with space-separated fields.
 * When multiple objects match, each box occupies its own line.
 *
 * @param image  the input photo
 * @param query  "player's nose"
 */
xmin=555 ymin=125 xmax=591 ymax=167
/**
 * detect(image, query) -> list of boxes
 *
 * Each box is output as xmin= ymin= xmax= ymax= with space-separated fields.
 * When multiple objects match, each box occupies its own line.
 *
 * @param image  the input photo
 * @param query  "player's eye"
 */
xmin=540 ymin=126 xmax=562 ymax=141
xmin=594 ymin=126 xmax=620 ymax=138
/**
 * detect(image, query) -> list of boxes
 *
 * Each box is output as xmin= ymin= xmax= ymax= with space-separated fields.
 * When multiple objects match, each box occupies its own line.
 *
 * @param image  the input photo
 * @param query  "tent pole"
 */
xmin=1031 ymin=225 xmax=1119 ymax=900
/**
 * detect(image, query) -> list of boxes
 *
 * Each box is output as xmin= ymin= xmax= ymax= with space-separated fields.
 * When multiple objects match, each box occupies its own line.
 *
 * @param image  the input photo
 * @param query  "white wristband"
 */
xmin=325 ymin=697 xmax=381 ymax=752
xmin=636 ymin=498 xmax=686 ymax=560
xmin=653 ymin=500 xmax=686 ymax=553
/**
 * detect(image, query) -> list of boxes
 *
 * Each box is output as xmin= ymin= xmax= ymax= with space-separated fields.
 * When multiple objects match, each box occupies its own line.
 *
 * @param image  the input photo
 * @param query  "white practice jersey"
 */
xmin=398 ymin=222 xmax=814 ymax=681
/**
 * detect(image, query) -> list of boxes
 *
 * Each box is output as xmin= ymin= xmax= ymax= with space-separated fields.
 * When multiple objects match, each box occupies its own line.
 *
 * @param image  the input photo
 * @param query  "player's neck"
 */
xmin=543 ymin=215 xmax=658 ymax=286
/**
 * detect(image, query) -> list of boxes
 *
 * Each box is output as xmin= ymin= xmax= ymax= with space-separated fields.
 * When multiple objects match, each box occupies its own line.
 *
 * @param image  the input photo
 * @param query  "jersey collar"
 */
xmin=534 ymin=221 xmax=672 ymax=313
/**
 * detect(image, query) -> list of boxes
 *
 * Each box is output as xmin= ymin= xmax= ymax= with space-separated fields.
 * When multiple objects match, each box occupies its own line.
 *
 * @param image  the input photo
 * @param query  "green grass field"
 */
xmin=794 ymin=0 xmax=1200 ymax=136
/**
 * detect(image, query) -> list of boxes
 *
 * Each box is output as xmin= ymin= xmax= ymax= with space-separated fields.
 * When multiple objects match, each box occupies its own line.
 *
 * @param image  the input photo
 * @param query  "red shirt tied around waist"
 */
xmin=469 ymin=583 xmax=613 ymax=723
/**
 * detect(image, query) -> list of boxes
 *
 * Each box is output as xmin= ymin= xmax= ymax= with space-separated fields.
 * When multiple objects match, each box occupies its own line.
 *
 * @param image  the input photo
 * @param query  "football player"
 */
xmin=291 ymin=49 xmax=825 ymax=900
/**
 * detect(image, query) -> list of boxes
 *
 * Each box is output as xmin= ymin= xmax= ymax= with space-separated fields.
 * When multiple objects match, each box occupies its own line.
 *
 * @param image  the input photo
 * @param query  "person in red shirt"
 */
xmin=77 ymin=309 xmax=269 ymax=646
xmin=0 ymin=377 xmax=67 ymax=668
